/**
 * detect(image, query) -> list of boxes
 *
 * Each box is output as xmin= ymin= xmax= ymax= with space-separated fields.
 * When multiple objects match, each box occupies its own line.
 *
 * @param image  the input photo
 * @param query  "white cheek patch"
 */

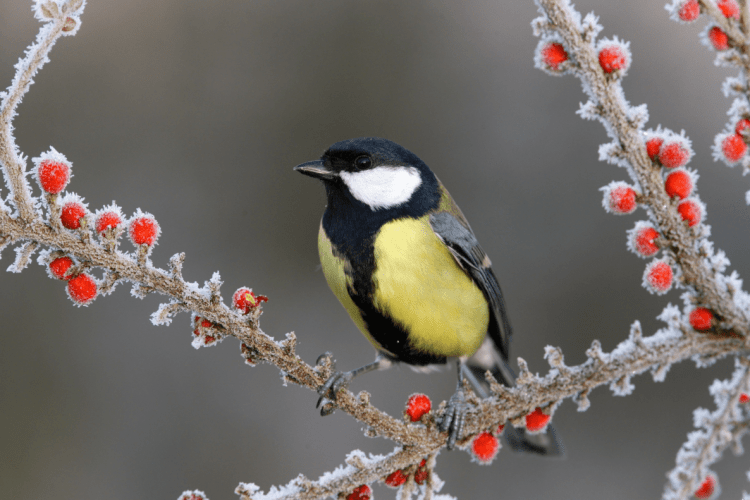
xmin=340 ymin=166 xmax=422 ymax=210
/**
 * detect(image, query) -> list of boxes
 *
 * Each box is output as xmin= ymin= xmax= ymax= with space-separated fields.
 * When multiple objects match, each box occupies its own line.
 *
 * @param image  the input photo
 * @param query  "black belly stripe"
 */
xmin=348 ymin=286 xmax=447 ymax=366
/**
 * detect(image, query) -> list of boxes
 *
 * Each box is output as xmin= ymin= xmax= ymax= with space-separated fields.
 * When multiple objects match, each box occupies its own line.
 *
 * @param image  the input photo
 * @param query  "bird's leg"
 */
xmin=316 ymin=353 xmax=392 ymax=416
xmin=439 ymin=358 xmax=469 ymax=450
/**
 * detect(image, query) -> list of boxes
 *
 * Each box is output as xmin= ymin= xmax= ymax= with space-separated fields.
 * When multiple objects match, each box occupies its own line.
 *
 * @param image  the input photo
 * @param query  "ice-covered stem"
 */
xmin=664 ymin=358 xmax=750 ymax=499
xmin=240 ymin=324 xmax=746 ymax=500
xmin=235 ymin=447 xmax=428 ymax=500
xmin=534 ymin=0 xmax=749 ymax=336
xmin=0 ymin=1 xmax=83 ymax=222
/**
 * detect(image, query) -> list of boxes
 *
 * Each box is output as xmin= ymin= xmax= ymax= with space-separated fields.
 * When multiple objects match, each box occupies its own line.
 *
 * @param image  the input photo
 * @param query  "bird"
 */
xmin=294 ymin=137 xmax=561 ymax=454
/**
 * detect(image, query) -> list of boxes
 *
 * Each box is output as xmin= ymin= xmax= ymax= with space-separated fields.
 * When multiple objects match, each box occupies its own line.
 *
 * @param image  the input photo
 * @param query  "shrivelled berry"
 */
xmin=644 ymin=259 xmax=673 ymax=295
xmin=525 ymin=407 xmax=551 ymax=432
xmin=49 ymin=256 xmax=74 ymax=280
xmin=346 ymin=484 xmax=371 ymax=500
xmin=471 ymin=431 xmax=500 ymax=464
xmin=233 ymin=287 xmax=268 ymax=314
xmin=67 ymin=273 xmax=97 ymax=305
xmin=689 ymin=308 xmax=714 ymax=331
xmin=414 ymin=459 xmax=428 ymax=485
xmin=693 ymin=472 xmax=719 ymax=500
xmin=129 ymin=213 xmax=160 ymax=246
xmin=61 ymin=201 xmax=87 ymax=230
xmin=678 ymin=0 xmax=700 ymax=21
xmin=678 ymin=199 xmax=702 ymax=227
xmin=405 ymin=393 xmax=431 ymax=422
xmin=664 ymin=169 xmax=694 ymax=199
xmin=384 ymin=469 xmax=407 ymax=488
xmin=541 ymin=42 xmax=568 ymax=71
xmin=708 ymin=26 xmax=729 ymax=51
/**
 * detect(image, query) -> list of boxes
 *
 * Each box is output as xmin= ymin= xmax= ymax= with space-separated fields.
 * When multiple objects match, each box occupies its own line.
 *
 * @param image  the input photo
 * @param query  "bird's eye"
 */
xmin=354 ymin=155 xmax=372 ymax=170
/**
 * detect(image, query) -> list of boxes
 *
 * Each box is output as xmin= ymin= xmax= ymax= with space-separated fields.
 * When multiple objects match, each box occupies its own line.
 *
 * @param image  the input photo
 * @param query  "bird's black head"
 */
xmin=294 ymin=137 xmax=439 ymax=212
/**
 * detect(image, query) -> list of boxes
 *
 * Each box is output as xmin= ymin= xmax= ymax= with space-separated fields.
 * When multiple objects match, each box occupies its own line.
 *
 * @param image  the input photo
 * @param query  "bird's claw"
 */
xmin=439 ymin=389 xmax=467 ymax=450
xmin=316 ymin=370 xmax=353 ymax=415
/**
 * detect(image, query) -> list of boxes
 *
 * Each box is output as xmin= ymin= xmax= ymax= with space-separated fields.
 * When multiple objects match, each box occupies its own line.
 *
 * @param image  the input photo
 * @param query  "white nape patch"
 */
xmin=340 ymin=166 xmax=422 ymax=210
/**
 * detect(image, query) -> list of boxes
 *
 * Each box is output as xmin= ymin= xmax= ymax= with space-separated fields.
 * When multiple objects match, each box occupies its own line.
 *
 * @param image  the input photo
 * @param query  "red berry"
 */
xmin=632 ymin=225 xmax=660 ymax=257
xmin=405 ymin=393 xmax=431 ymax=422
xmin=541 ymin=42 xmax=568 ymax=71
xmin=37 ymin=159 xmax=71 ymax=194
xmin=689 ymin=307 xmax=714 ymax=331
xmin=471 ymin=431 xmax=500 ymax=464
xmin=659 ymin=141 xmax=690 ymax=169
xmin=693 ymin=472 xmax=717 ymax=499
xmin=717 ymin=0 xmax=740 ymax=19
xmin=678 ymin=199 xmax=702 ymax=226
xmin=644 ymin=260 xmax=673 ymax=294
xmin=384 ymin=469 xmax=407 ymax=488
xmin=646 ymin=137 xmax=664 ymax=161
xmin=60 ymin=201 xmax=86 ymax=230
xmin=739 ymin=393 xmax=749 ymax=404
xmin=346 ymin=485 xmax=371 ymax=500
xmin=49 ymin=256 xmax=74 ymax=280
xmin=678 ymin=0 xmax=700 ymax=21
xmin=129 ymin=214 xmax=160 ymax=246
xmin=735 ymin=118 xmax=750 ymax=136
xmin=525 ymin=407 xmax=551 ymax=432
xmin=233 ymin=288 xmax=268 ymax=314
xmin=605 ymin=183 xmax=637 ymax=214
xmin=67 ymin=273 xmax=97 ymax=305
xmin=497 ymin=423 xmax=505 ymax=434
xmin=95 ymin=211 xmax=122 ymax=234
xmin=414 ymin=459 xmax=428 ymax=485
xmin=204 ymin=335 xmax=216 ymax=345
xmin=664 ymin=169 xmax=693 ymax=199
xmin=598 ymin=45 xmax=628 ymax=74
xmin=721 ymin=134 xmax=746 ymax=162
xmin=709 ymin=26 xmax=729 ymax=51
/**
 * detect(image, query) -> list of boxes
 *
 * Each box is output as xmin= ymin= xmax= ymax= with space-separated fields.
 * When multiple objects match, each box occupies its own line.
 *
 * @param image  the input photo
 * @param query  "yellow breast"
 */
xmin=372 ymin=216 xmax=488 ymax=358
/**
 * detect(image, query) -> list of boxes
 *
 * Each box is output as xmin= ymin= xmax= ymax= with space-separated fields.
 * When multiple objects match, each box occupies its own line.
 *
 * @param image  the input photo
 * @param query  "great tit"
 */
xmin=295 ymin=137 xmax=561 ymax=454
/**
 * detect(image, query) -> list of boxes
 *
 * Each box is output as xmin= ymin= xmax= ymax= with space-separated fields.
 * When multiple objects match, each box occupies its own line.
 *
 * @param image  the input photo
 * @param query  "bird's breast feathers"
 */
xmin=370 ymin=216 xmax=488 ymax=357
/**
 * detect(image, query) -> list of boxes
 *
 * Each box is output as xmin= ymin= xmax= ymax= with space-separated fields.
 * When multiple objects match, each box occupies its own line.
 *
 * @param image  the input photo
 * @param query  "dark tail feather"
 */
xmin=464 ymin=341 xmax=564 ymax=457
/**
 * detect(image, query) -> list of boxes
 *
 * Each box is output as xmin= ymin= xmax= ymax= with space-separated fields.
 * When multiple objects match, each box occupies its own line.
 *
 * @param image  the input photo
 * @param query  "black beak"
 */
xmin=294 ymin=160 xmax=337 ymax=181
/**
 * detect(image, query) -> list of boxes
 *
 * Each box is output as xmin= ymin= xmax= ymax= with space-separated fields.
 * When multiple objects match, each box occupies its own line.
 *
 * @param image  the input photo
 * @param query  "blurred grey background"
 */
xmin=0 ymin=1 xmax=748 ymax=499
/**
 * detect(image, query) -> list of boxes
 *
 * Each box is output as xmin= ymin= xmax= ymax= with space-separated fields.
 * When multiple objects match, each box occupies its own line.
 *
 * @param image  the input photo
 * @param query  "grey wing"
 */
xmin=429 ymin=211 xmax=512 ymax=360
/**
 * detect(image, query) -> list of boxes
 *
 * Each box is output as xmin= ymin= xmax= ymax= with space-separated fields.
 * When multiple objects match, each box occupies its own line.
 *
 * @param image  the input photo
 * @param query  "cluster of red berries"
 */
xmin=692 ymin=472 xmax=719 ymax=500
xmin=193 ymin=315 xmax=221 ymax=346
xmin=33 ymin=149 xmax=163 ymax=306
xmin=676 ymin=0 xmax=738 ymax=52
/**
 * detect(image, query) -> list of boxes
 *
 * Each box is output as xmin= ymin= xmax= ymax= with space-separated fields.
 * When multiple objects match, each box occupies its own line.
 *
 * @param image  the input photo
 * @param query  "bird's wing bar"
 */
xmin=429 ymin=211 xmax=512 ymax=360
